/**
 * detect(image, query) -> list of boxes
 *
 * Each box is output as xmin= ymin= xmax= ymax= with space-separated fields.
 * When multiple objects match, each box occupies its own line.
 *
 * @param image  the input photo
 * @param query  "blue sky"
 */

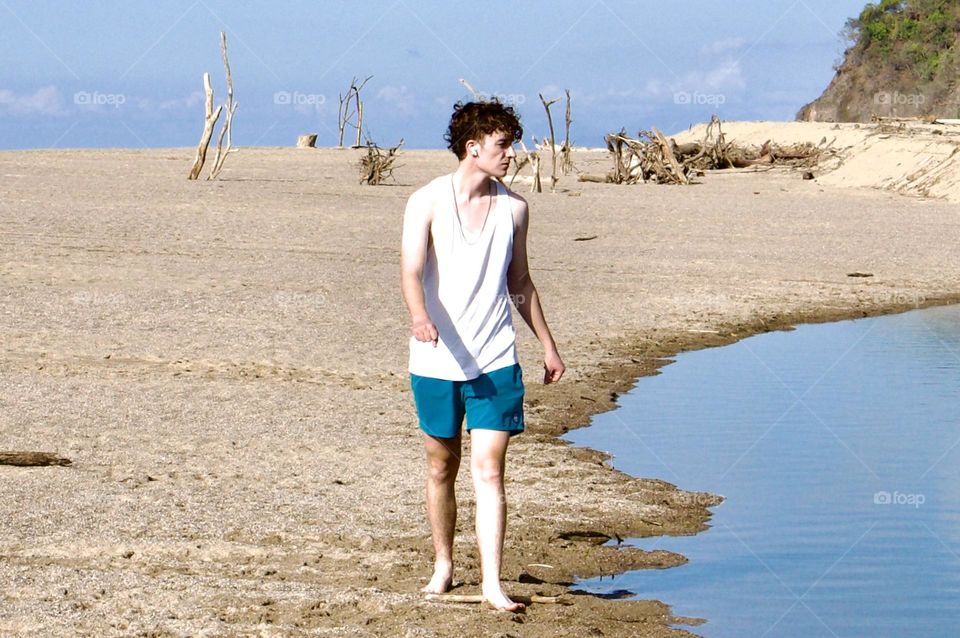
xmin=0 ymin=1 xmax=866 ymax=150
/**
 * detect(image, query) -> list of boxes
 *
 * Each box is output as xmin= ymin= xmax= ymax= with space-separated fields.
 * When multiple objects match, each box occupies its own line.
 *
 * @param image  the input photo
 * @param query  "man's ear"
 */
xmin=464 ymin=137 xmax=479 ymax=158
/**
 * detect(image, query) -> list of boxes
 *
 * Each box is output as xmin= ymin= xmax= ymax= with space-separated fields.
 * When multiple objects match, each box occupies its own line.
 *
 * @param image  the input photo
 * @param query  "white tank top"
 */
xmin=408 ymin=175 xmax=519 ymax=381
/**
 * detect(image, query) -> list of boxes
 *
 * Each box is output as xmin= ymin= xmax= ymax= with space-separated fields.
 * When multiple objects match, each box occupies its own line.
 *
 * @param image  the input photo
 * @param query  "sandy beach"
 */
xmin=1 ymin=131 xmax=959 ymax=637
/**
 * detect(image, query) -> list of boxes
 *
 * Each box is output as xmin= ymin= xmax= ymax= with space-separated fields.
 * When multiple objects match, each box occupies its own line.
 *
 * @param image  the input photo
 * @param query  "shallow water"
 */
xmin=567 ymin=304 xmax=960 ymax=637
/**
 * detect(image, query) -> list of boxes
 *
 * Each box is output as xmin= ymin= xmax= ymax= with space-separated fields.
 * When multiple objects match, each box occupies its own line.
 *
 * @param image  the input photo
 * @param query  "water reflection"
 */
xmin=567 ymin=305 xmax=960 ymax=637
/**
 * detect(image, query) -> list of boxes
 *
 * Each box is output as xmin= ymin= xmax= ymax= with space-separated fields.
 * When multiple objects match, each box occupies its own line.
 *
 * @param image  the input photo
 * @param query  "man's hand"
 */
xmin=543 ymin=348 xmax=565 ymax=384
xmin=412 ymin=316 xmax=439 ymax=347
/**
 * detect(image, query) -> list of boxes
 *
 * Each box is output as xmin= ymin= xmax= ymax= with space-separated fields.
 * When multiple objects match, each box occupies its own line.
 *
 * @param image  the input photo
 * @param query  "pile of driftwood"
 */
xmin=359 ymin=138 xmax=403 ymax=185
xmin=582 ymin=116 xmax=830 ymax=185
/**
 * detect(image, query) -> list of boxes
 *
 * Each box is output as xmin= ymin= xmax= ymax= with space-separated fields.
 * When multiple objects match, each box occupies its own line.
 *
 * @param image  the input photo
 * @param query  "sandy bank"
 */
xmin=673 ymin=119 xmax=960 ymax=202
xmin=0 ymin=143 xmax=958 ymax=636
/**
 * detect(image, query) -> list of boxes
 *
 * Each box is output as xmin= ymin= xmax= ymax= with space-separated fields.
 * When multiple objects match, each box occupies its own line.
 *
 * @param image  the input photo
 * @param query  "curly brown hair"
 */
xmin=444 ymin=100 xmax=523 ymax=160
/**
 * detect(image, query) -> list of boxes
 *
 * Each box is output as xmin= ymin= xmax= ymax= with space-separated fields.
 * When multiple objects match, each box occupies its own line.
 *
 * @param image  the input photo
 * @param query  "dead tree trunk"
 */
xmin=354 ymin=97 xmax=364 ymax=148
xmin=337 ymin=92 xmax=351 ymax=148
xmin=539 ymin=93 xmax=560 ymax=191
xmin=518 ymin=140 xmax=542 ymax=193
xmin=208 ymin=31 xmax=237 ymax=180
xmin=560 ymin=89 xmax=575 ymax=175
xmin=297 ymin=134 xmax=318 ymax=148
xmin=651 ymin=128 xmax=688 ymax=185
xmin=188 ymin=73 xmax=222 ymax=180
xmin=337 ymin=76 xmax=372 ymax=149
xmin=458 ymin=78 xmax=482 ymax=99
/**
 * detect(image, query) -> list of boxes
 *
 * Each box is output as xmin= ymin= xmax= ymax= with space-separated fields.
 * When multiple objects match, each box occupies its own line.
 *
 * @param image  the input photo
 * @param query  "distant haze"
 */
xmin=0 ymin=0 xmax=864 ymax=150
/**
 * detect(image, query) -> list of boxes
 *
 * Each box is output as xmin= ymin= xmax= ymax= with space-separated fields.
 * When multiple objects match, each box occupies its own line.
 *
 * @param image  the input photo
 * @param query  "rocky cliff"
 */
xmin=798 ymin=0 xmax=960 ymax=122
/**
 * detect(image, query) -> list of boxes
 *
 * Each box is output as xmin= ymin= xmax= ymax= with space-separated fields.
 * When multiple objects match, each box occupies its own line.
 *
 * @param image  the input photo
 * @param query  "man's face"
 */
xmin=473 ymin=130 xmax=517 ymax=178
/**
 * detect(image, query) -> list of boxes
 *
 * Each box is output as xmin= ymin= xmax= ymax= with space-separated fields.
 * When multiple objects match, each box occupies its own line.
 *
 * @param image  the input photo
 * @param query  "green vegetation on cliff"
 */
xmin=846 ymin=0 xmax=958 ymax=81
xmin=798 ymin=0 xmax=960 ymax=121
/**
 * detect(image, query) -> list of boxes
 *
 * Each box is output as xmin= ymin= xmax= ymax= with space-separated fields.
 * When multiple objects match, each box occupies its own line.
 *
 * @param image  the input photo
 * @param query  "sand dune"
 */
xmin=673 ymin=119 xmax=960 ymax=202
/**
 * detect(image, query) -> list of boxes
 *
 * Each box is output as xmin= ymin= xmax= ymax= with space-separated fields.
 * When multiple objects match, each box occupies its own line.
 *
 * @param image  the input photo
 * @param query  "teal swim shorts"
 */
xmin=410 ymin=364 xmax=525 ymax=439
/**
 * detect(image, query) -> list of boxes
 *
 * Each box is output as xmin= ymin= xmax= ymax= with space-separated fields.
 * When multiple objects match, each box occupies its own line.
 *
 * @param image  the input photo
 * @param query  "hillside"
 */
xmin=798 ymin=0 xmax=960 ymax=122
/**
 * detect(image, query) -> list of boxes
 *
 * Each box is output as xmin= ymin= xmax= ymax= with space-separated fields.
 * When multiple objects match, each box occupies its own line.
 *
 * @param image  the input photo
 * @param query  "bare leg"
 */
xmin=470 ymin=429 xmax=524 ymax=612
xmin=422 ymin=432 xmax=461 ymax=593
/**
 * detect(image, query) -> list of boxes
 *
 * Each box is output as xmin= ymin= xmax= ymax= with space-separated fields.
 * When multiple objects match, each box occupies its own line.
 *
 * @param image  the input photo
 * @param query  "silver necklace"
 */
xmin=451 ymin=175 xmax=493 ymax=245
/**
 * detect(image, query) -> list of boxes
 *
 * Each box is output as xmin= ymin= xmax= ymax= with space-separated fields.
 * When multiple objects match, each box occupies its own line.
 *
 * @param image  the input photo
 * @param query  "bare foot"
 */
xmin=482 ymin=586 xmax=525 ymax=612
xmin=421 ymin=563 xmax=453 ymax=594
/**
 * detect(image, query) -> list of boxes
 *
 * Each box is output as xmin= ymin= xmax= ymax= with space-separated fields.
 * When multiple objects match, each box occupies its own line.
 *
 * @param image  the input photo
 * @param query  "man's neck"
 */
xmin=453 ymin=164 xmax=493 ymax=201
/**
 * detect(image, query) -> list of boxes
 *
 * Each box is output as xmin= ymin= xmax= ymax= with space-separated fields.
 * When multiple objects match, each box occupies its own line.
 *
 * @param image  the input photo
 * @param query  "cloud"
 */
xmin=575 ymin=59 xmax=746 ymax=108
xmin=158 ymin=90 xmax=205 ymax=111
xmin=700 ymin=37 xmax=748 ymax=57
xmin=0 ymin=85 xmax=66 ymax=116
xmin=376 ymin=85 xmax=416 ymax=116
xmin=689 ymin=59 xmax=745 ymax=92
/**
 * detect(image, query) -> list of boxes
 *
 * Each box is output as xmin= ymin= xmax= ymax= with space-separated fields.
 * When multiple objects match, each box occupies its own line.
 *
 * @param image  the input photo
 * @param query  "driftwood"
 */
xmin=297 ymin=134 xmax=318 ymax=148
xmin=871 ymin=114 xmax=937 ymax=124
xmin=582 ymin=116 xmax=829 ymax=185
xmin=539 ymin=93 xmax=561 ymax=191
xmin=424 ymin=593 xmax=572 ymax=606
xmin=0 ymin=451 xmax=72 ymax=467
xmin=517 ymin=139 xmax=541 ymax=193
xmin=561 ymin=89 xmax=575 ymax=175
xmin=188 ymin=72 xmax=223 ymax=180
xmin=505 ymin=140 xmax=540 ymax=192
xmin=355 ymin=100 xmax=364 ymax=148
xmin=458 ymin=78 xmax=481 ymax=98
xmin=506 ymin=153 xmax=530 ymax=189
xmin=652 ymin=128 xmax=688 ymax=184
xmin=208 ymin=31 xmax=237 ymax=180
xmin=338 ymin=76 xmax=372 ymax=148
xmin=578 ymin=174 xmax=606 ymax=183
xmin=359 ymin=138 xmax=403 ymax=185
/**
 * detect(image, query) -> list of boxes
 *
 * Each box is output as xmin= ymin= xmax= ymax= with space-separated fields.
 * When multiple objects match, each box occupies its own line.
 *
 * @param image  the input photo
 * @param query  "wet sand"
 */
xmin=1 ymin=144 xmax=958 ymax=637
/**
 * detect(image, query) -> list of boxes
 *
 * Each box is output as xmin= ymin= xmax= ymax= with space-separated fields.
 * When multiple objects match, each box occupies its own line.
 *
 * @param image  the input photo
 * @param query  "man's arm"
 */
xmin=400 ymin=188 xmax=439 ymax=346
xmin=506 ymin=193 xmax=565 ymax=384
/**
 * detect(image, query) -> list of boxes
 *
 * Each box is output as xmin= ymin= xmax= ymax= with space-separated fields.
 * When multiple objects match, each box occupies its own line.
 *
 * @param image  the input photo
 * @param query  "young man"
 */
xmin=400 ymin=101 xmax=565 ymax=612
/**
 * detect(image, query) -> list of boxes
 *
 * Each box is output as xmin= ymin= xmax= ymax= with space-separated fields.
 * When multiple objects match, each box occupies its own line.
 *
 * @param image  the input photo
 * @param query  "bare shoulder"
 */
xmin=501 ymin=183 xmax=529 ymax=229
xmin=405 ymin=175 xmax=447 ymax=222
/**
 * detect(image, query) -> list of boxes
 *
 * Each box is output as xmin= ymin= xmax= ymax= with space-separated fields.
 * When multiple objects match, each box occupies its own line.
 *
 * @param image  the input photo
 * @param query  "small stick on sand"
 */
xmin=0 ymin=452 xmax=72 ymax=467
